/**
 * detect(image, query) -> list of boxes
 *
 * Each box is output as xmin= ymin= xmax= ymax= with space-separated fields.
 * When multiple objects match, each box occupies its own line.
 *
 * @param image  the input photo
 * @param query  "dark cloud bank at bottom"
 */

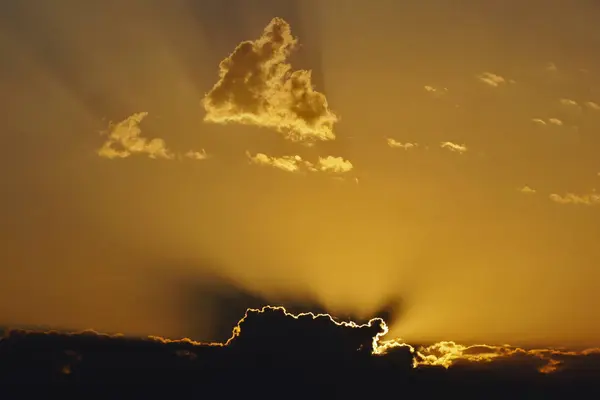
xmin=1 ymin=307 xmax=599 ymax=399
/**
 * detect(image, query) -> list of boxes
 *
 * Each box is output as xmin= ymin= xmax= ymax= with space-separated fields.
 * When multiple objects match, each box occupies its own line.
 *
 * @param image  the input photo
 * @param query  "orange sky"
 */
xmin=1 ymin=0 xmax=599 ymax=348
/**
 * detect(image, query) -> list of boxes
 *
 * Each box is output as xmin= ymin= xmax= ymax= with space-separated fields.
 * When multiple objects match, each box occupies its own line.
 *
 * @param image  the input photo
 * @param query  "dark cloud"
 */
xmin=2 ymin=307 xmax=600 ymax=398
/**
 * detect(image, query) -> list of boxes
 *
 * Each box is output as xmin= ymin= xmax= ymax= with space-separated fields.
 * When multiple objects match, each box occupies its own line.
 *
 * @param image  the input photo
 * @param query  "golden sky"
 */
xmin=1 ymin=0 xmax=600 ymax=348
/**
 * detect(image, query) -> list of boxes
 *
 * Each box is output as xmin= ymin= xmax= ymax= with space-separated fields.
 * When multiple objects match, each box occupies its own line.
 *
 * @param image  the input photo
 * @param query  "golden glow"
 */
xmin=3 ymin=1 xmax=600 ymax=354
xmin=202 ymin=17 xmax=338 ymax=142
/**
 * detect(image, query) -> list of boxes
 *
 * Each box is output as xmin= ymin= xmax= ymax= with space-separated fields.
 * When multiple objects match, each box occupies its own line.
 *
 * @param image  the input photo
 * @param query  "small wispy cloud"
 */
xmin=546 ymin=62 xmax=558 ymax=72
xmin=531 ymin=117 xmax=563 ymax=127
xmin=247 ymin=152 xmax=353 ymax=174
xmin=549 ymin=192 xmax=600 ymax=206
xmin=585 ymin=101 xmax=600 ymax=111
xmin=520 ymin=186 xmax=537 ymax=194
xmin=531 ymin=118 xmax=547 ymax=126
xmin=440 ymin=142 xmax=468 ymax=154
xmin=424 ymin=85 xmax=448 ymax=97
xmin=559 ymin=98 xmax=579 ymax=107
xmin=247 ymin=152 xmax=306 ymax=173
xmin=387 ymin=138 xmax=418 ymax=150
xmin=184 ymin=150 xmax=209 ymax=160
xmin=97 ymin=112 xmax=174 ymax=160
xmin=548 ymin=118 xmax=563 ymax=126
xmin=476 ymin=72 xmax=509 ymax=87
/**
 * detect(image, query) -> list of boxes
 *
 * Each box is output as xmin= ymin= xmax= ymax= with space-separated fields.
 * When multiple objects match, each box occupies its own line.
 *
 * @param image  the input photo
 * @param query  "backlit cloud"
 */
xmin=387 ymin=138 xmax=418 ymax=150
xmin=440 ymin=141 xmax=468 ymax=154
xmin=97 ymin=112 xmax=174 ymax=160
xmin=202 ymin=17 xmax=338 ymax=142
xmin=247 ymin=152 xmax=353 ymax=174
xmin=5 ymin=307 xmax=600 ymax=377
xmin=549 ymin=192 xmax=600 ymax=205
xmin=476 ymin=72 xmax=508 ymax=87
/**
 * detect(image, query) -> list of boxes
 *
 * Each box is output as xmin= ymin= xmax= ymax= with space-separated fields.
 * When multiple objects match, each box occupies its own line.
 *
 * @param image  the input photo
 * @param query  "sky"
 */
xmin=1 ymin=0 xmax=600 ymax=348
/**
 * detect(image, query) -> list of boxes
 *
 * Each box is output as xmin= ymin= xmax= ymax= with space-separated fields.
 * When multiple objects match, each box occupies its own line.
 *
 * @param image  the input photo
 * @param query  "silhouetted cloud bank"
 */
xmin=1 ymin=306 xmax=599 ymax=398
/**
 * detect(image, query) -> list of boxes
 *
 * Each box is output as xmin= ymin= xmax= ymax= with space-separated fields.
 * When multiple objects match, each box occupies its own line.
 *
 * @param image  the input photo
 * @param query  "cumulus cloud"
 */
xmin=387 ymin=138 xmax=418 ymax=150
xmin=202 ymin=17 xmax=338 ymax=142
xmin=585 ymin=101 xmax=600 ymax=111
xmin=316 ymin=156 xmax=353 ymax=173
xmin=440 ymin=141 xmax=468 ymax=154
xmin=476 ymin=72 xmax=509 ymax=87
xmin=97 ymin=112 xmax=174 ymax=160
xmin=520 ymin=186 xmax=537 ymax=194
xmin=247 ymin=152 xmax=353 ymax=174
xmin=549 ymin=192 xmax=600 ymax=205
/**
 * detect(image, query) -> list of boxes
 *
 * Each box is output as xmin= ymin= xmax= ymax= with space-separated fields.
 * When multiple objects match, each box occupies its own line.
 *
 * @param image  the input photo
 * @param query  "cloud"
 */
xmin=316 ymin=156 xmax=353 ymax=173
xmin=387 ymin=138 xmax=418 ymax=150
xmin=548 ymin=118 xmax=563 ymax=126
xmin=585 ymin=101 xmax=600 ymax=111
xmin=549 ymin=192 xmax=600 ymax=205
xmin=546 ymin=62 xmax=558 ymax=72
xmin=247 ymin=152 xmax=353 ymax=174
xmin=440 ymin=141 xmax=468 ymax=154
xmin=201 ymin=17 xmax=338 ymax=142
xmin=476 ymin=72 xmax=508 ymax=87
xmin=379 ymin=339 xmax=600 ymax=374
xmin=184 ymin=149 xmax=209 ymax=160
xmin=559 ymin=98 xmax=579 ymax=107
xmin=532 ymin=118 xmax=564 ymax=127
xmin=247 ymin=152 xmax=308 ymax=173
xmin=520 ymin=186 xmax=537 ymax=194
xmin=423 ymin=85 xmax=448 ymax=97
xmin=6 ymin=306 xmax=600 ymax=381
xmin=97 ymin=112 xmax=174 ymax=160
